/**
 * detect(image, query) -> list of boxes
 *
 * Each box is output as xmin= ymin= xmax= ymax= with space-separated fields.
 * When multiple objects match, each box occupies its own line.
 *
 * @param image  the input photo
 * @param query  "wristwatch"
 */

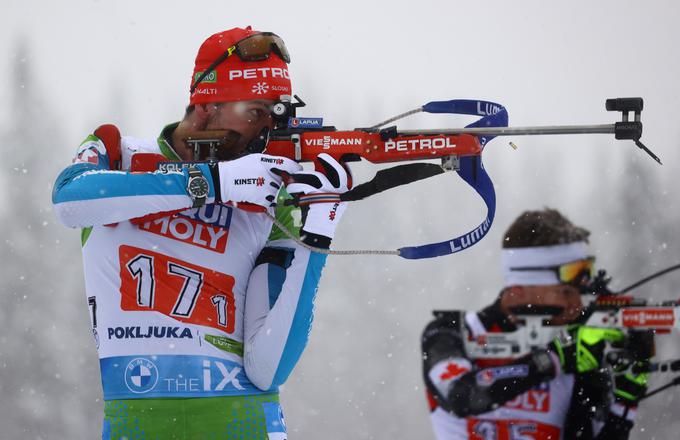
xmin=187 ymin=165 xmax=210 ymax=208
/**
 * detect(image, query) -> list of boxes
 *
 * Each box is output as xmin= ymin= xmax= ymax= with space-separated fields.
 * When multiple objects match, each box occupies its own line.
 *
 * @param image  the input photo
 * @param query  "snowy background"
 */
xmin=1 ymin=0 xmax=679 ymax=438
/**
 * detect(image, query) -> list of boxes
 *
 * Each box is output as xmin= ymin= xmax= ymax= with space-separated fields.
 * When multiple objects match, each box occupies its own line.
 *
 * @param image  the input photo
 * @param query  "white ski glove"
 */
xmin=217 ymin=154 xmax=301 ymax=209
xmin=286 ymin=153 xmax=350 ymax=240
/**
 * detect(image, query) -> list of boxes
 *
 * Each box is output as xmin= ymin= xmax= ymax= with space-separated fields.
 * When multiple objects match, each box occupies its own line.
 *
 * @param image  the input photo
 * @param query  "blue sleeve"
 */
xmin=243 ymin=244 xmax=327 ymax=391
xmin=52 ymin=135 xmax=214 ymax=227
xmin=269 ymin=251 xmax=326 ymax=387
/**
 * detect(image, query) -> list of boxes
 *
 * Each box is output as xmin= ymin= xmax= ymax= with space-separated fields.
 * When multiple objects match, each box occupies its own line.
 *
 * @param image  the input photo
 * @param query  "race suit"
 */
xmin=421 ymin=302 xmax=637 ymax=440
xmin=52 ymin=124 xmax=325 ymax=439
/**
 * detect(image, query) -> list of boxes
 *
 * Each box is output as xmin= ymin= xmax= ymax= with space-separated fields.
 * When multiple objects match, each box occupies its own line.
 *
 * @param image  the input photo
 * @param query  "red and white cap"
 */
xmin=189 ymin=26 xmax=291 ymax=105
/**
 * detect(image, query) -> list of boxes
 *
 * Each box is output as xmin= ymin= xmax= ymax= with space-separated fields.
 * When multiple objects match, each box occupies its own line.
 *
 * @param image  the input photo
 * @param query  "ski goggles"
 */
xmin=191 ymin=32 xmax=290 ymax=93
xmin=511 ymin=257 xmax=595 ymax=285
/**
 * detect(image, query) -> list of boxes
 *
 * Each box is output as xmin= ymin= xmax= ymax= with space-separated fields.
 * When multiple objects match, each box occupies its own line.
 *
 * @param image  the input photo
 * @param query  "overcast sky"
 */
xmin=3 ymin=0 xmax=679 ymax=144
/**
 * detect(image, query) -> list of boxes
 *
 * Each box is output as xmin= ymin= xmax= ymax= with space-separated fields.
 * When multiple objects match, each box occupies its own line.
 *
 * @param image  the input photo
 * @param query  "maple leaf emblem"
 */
xmin=440 ymin=363 xmax=469 ymax=381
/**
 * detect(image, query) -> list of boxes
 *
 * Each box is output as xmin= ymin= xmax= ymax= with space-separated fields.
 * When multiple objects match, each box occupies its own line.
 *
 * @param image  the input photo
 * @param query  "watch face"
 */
xmin=189 ymin=176 xmax=209 ymax=198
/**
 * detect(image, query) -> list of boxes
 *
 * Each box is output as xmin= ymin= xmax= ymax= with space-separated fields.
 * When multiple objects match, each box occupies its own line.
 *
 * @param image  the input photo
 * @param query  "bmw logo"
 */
xmin=124 ymin=358 xmax=159 ymax=394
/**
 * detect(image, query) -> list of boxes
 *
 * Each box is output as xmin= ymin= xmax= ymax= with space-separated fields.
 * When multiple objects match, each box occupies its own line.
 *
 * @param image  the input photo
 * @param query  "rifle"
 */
xmin=264 ymin=96 xmax=660 ymax=260
xmin=263 ymin=96 xmax=659 ymax=165
xmin=133 ymin=96 xmax=660 ymax=260
xmin=462 ymin=263 xmax=680 ymax=401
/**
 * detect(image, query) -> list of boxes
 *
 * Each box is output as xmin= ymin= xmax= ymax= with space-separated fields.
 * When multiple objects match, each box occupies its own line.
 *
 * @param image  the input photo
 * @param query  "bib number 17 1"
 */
xmin=119 ymin=245 xmax=236 ymax=333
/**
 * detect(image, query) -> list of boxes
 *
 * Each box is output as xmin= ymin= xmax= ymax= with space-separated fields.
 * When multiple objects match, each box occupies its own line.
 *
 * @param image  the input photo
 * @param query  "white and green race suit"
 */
xmin=53 ymin=124 xmax=327 ymax=439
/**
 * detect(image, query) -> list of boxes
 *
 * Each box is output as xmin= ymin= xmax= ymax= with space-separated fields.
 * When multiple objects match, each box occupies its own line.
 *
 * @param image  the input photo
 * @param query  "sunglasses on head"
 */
xmin=191 ymin=32 xmax=290 ymax=94
xmin=511 ymin=257 xmax=595 ymax=286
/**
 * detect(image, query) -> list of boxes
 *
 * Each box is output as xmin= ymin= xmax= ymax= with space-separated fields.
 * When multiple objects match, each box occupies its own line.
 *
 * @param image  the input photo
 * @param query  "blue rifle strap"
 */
xmin=397 ymin=99 xmax=508 ymax=259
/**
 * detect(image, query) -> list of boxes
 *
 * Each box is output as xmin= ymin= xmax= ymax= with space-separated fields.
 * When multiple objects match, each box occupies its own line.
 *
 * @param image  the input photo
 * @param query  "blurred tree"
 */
xmin=0 ymin=38 xmax=100 ymax=439
xmin=608 ymin=152 xmax=679 ymax=439
xmin=614 ymin=153 xmax=672 ymax=281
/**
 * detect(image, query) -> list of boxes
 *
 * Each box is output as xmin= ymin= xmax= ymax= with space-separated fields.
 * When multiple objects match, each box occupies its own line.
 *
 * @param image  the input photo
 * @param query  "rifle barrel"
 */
xmin=397 ymin=123 xmax=615 ymax=137
xmin=633 ymin=359 xmax=680 ymax=374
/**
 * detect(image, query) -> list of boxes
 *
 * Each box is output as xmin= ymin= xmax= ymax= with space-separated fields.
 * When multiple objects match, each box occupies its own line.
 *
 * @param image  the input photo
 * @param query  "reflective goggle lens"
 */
xmin=558 ymin=257 xmax=595 ymax=284
xmin=234 ymin=32 xmax=290 ymax=63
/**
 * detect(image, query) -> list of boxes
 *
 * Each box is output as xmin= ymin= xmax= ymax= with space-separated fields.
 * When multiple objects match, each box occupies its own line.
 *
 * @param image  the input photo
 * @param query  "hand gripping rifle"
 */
xmin=463 ymin=263 xmax=680 ymax=401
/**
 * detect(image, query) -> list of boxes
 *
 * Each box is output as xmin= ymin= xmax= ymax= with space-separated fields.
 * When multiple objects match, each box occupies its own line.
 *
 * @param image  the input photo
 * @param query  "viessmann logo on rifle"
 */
xmin=304 ymin=136 xmax=362 ymax=150
xmin=622 ymin=308 xmax=675 ymax=327
xmin=234 ymin=177 xmax=265 ymax=186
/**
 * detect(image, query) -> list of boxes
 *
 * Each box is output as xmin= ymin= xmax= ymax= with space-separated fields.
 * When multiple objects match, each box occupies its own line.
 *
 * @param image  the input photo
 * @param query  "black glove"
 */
xmin=612 ymin=330 xmax=655 ymax=406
